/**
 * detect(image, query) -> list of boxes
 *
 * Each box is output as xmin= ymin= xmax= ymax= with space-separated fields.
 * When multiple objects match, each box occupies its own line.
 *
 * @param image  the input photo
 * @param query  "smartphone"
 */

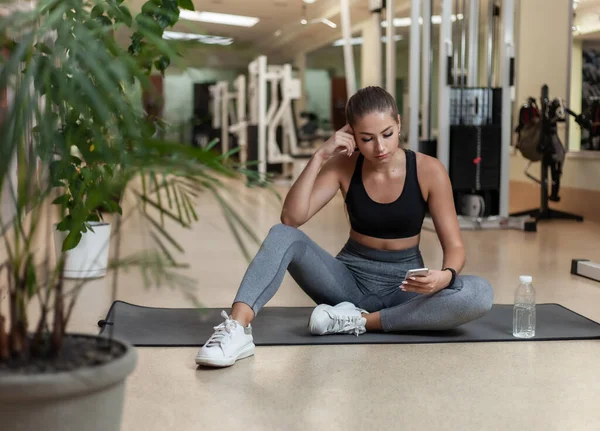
xmin=405 ymin=268 xmax=429 ymax=279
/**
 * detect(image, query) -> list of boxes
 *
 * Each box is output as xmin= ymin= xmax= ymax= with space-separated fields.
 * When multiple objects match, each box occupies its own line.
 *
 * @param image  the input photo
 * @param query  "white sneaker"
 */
xmin=195 ymin=311 xmax=255 ymax=367
xmin=309 ymin=302 xmax=368 ymax=336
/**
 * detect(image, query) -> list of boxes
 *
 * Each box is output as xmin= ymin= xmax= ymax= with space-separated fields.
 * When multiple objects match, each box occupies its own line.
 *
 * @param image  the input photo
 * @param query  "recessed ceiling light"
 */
xmin=163 ymin=31 xmax=233 ymax=45
xmin=179 ymin=10 xmax=259 ymax=27
xmin=301 ymin=18 xmax=308 ymax=25
xmin=303 ymin=0 xmax=317 ymax=3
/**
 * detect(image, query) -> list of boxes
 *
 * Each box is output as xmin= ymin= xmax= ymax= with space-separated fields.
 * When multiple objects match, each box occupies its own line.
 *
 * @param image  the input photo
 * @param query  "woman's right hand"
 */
xmin=315 ymin=125 xmax=356 ymax=161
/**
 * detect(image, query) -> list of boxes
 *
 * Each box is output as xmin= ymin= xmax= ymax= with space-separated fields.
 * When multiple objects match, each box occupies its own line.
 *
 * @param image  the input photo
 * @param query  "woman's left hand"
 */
xmin=400 ymin=270 xmax=453 ymax=295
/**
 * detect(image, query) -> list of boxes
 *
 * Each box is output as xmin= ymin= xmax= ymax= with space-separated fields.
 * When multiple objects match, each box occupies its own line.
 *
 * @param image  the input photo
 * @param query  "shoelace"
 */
xmin=328 ymin=313 xmax=364 ymax=336
xmin=205 ymin=310 xmax=238 ymax=347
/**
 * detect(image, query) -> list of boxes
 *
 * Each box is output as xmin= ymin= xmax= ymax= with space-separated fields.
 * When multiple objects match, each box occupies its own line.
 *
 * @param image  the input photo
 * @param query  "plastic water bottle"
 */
xmin=513 ymin=275 xmax=536 ymax=338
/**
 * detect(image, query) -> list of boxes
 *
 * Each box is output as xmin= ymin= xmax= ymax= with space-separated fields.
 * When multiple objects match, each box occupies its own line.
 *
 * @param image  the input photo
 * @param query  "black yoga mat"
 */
xmin=98 ymin=301 xmax=600 ymax=346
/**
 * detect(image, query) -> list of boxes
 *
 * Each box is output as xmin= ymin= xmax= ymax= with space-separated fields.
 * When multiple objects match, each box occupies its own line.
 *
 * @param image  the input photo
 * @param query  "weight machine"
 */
xmin=248 ymin=55 xmax=313 ymax=180
xmin=209 ymin=77 xmax=248 ymax=163
xmin=410 ymin=0 xmax=536 ymax=232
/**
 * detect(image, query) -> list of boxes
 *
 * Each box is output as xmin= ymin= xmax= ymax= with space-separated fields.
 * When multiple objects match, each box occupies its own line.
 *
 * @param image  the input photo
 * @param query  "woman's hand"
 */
xmin=315 ymin=125 xmax=356 ymax=161
xmin=400 ymin=270 xmax=453 ymax=295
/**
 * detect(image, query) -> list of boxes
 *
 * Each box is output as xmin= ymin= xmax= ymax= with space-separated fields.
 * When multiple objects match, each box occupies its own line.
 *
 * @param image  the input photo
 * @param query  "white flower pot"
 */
xmin=0 ymin=335 xmax=137 ymax=431
xmin=54 ymin=221 xmax=112 ymax=279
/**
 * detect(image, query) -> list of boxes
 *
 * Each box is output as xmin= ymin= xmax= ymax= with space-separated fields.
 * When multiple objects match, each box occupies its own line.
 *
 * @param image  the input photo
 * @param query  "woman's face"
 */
xmin=350 ymin=111 xmax=401 ymax=163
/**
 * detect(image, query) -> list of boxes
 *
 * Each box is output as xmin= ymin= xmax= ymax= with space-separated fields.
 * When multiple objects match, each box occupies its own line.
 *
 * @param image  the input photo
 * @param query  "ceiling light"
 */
xmin=301 ymin=18 xmax=308 ymax=25
xmin=303 ymin=0 xmax=317 ymax=3
xmin=179 ymin=10 xmax=259 ymax=27
xmin=274 ymin=30 xmax=282 ymax=37
xmin=163 ymin=31 xmax=233 ymax=45
xmin=321 ymin=18 xmax=337 ymax=28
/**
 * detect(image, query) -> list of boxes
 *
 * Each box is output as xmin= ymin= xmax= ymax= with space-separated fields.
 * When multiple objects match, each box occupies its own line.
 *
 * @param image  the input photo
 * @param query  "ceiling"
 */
xmin=121 ymin=0 xmax=600 ymax=69
xmin=574 ymin=0 xmax=600 ymax=39
xmin=124 ymin=0 xmax=413 ymax=64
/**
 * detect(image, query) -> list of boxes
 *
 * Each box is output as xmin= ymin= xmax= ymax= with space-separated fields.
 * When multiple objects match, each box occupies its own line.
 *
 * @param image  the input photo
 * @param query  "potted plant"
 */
xmin=0 ymin=1 xmax=261 ymax=430
xmin=51 ymin=152 xmax=123 ymax=279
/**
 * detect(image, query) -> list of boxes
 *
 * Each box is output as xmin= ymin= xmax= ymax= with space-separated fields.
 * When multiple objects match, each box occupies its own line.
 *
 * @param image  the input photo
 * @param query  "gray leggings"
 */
xmin=234 ymin=224 xmax=494 ymax=332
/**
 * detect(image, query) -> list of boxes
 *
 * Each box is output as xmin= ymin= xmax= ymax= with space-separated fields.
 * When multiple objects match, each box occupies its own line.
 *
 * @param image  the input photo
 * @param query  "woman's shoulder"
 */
xmin=414 ymin=151 xmax=450 ymax=193
xmin=415 ymin=151 xmax=446 ymax=176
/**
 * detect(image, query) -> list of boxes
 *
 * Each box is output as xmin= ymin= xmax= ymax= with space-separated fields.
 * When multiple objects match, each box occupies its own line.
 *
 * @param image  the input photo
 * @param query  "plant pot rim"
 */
xmin=54 ymin=221 xmax=111 ymax=228
xmin=0 ymin=334 xmax=137 ymax=402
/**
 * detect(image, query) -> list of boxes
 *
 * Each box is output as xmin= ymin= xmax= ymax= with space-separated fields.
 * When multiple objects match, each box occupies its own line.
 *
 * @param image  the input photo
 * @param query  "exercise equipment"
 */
xmin=99 ymin=301 xmax=600 ymax=346
xmin=571 ymin=259 xmax=600 ymax=283
xmin=229 ymin=75 xmax=248 ymax=164
xmin=580 ymin=96 xmax=600 ymax=151
xmin=411 ymin=0 xmax=535 ymax=231
xmin=247 ymin=55 xmax=313 ymax=180
xmin=208 ymin=77 xmax=247 ymax=162
xmin=511 ymin=85 xmax=585 ymax=223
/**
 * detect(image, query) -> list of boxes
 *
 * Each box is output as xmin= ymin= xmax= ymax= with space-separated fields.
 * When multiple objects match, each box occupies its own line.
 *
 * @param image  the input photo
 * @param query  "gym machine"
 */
xmin=411 ymin=0 xmax=536 ymax=232
xmin=229 ymin=75 xmax=248 ymax=165
xmin=209 ymin=78 xmax=247 ymax=161
xmin=247 ymin=55 xmax=313 ymax=180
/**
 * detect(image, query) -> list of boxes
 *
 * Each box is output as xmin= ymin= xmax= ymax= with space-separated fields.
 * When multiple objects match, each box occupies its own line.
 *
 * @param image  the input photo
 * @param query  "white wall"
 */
xmin=304 ymin=69 xmax=331 ymax=125
xmin=514 ymin=0 xmax=571 ymax=147
xmin=162 ymin=68 xmax=244 ymax=127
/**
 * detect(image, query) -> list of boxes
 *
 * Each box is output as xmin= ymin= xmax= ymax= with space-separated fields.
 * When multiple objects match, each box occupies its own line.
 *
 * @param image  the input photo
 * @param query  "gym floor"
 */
xmin=65 ymin=179 xmax=600 ymax=430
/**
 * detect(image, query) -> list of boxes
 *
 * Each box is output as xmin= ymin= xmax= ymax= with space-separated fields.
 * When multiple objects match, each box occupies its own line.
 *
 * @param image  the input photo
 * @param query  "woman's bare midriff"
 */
xmin=349 ymin=229 xmax=420 ymax=251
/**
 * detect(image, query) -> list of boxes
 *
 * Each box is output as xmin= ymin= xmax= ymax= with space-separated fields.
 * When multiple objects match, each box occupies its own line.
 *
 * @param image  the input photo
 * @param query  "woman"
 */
xmin=195 ymin=86 xmax=493 ymax=368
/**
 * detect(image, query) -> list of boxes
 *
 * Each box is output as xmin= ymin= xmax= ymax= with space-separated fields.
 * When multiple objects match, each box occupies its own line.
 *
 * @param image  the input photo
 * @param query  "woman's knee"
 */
xmin=269 ymin=223 xmax=301 ymax=236
xmin=266 ymin=223 xmax=304 ymax=242
xmin=459 ymin=275 xmax=494 ymax=316
xmin=262 ymin=223 xmax=312 ymax=254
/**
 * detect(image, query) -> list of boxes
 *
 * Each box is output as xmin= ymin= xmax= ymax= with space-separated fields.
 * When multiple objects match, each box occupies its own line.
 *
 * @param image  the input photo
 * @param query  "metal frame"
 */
xmin=229 ymin=75 xmax=248 ymax=165
xmin=467 ymin=0 xmax=479 ymax=86
xmin=248 ymin=55 xmax=312 ymax=179
xmin=386 ymin=0 xmax=396 ymax=97
xmin=437 ymin=0 xmax=452 ymax=171
xmin=208 ymin=81 xmax=231 ymax=154
xmin=419 ymin=0 xmax=535 ymax=232
xmin=209 ymin=79 xmax=246 ymax=159
xmin=340 ymin=0 xmax=357 ymax=97
xmin=408 ymin=0 xmax=420 ymax=152
xmin=421 ymin=0 xmax=432 ymax=142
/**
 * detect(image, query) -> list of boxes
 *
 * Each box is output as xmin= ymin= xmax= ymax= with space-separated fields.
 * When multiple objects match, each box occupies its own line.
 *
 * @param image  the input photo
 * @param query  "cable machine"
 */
xmin=414 ymin=0 xmax=536 ymax=231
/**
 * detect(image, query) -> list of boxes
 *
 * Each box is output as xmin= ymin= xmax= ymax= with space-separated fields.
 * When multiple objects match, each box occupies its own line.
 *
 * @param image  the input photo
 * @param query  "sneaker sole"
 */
xmin=195 ymin=342 xmax=255 ymax=368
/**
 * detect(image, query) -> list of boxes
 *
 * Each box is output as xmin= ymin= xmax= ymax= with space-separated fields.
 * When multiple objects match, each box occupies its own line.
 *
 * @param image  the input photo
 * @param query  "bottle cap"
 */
xmin=520 ymin=275 xmax=533 ymax=283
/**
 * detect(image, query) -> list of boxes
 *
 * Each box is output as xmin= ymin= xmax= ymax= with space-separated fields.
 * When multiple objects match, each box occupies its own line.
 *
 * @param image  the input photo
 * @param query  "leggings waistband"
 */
xmin=340 ymin=237 xmax=422 ymax=263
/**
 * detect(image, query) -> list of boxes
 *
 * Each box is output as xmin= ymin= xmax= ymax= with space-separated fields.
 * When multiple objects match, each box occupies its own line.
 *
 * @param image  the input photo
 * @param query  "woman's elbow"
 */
xmin=280 ymin=213 xmax=302 ymax=228
xmin=280 ymin=213 xmax=298 ymax=227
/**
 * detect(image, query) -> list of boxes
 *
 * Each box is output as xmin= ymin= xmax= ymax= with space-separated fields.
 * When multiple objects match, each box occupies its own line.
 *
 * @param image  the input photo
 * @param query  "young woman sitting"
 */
xmin=195 ymin=86 xmax=493 ymax=368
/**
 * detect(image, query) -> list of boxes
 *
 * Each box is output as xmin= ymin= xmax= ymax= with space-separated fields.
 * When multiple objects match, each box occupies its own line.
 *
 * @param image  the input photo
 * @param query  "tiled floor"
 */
xmin=44 ymin=179 xmax=600 ymax=429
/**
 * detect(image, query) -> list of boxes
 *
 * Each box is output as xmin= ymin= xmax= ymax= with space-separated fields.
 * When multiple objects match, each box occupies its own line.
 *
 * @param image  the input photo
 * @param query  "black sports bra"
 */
xmin=344 ymin=149 xmax=428 ymax=239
